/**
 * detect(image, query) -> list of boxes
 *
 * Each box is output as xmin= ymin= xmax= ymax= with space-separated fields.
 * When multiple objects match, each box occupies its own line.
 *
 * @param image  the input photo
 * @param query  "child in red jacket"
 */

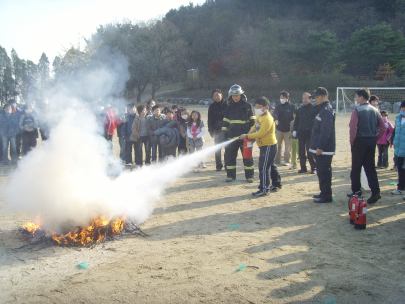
xmin=104 ymin=103 xmax=116 ymax=150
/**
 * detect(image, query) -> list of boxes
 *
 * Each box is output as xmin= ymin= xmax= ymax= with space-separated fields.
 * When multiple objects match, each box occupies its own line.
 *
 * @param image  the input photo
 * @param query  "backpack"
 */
xmin=159 ymin=133 xmax=170 ymax=147
xmin=159 ymin=127 xmax=180 ymax=147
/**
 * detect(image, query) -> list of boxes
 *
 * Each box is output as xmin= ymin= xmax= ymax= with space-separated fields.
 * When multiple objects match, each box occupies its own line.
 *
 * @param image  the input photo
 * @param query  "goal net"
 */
xmin=336 ymin=87 xmax=405 ymax=114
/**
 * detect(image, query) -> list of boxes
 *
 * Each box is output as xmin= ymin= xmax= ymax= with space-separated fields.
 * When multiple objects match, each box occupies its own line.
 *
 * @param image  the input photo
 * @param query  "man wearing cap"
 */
xmin=309 ymin=87 xmax=336 ymax=203
xmin=208 ymin=89 xmax=227 ymax=171
xmin=222 ymin=84 xmax=255 ymax=183
xmin=348 ymin=87 xmax=386 ymax=204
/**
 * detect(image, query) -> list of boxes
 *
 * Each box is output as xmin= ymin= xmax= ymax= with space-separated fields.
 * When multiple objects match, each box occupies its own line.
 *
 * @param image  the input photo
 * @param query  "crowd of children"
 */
xmin=117 ymin=102 xmax=207 ymax=170
xmin=0 ymin=96 xmax=210 ymax=170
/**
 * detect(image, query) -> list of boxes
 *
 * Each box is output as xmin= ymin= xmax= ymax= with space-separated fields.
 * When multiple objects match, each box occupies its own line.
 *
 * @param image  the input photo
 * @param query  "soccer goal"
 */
xmin=336 ymin=87 xmax=405 ymax=114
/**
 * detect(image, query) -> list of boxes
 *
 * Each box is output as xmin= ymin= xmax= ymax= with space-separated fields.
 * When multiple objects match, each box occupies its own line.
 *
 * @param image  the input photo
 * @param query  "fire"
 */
xmin=22 ymin=216 xmax=43 ymax=236
xmin=22 ymin=216 xmax=126 ymax=246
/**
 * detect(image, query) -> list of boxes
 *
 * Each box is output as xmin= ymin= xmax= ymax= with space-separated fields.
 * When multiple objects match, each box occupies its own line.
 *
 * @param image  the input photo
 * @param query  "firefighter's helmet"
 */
xmin=228 ymin=84 xmax=244 ymax=96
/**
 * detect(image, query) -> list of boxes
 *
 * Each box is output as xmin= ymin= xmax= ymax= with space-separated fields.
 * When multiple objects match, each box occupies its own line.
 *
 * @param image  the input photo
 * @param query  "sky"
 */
xmin=0 ymin=0 xmax=202 ymax=64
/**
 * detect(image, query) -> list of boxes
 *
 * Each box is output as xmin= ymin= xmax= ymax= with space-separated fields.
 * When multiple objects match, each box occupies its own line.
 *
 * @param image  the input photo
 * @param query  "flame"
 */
xmin=22 ymin=216 xmax=126 ymax=246
xmin=22 ymin=216 xmax=43 ymax=236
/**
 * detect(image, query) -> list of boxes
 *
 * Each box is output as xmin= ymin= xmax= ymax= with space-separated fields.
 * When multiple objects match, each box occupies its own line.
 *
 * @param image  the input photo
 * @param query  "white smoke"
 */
xmin=5 ymin=111 xmax=231 ymax=231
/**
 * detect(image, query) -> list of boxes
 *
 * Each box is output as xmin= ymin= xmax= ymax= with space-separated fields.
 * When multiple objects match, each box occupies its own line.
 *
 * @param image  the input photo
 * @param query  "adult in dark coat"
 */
xmin=293 ymin=92 xmax=317 ymax=174
xmin=273 ymin=91 xmax=296 ymax=165
xmin=208 ymin=89 xmax=227 ymax=171
xmin=309 ymin=87 xmax=336 ymax=203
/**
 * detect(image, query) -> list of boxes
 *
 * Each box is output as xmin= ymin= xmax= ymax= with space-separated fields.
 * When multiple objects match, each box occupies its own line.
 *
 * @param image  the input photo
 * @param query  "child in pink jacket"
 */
xmin=377 ymin=110 xmax=394 ymax=169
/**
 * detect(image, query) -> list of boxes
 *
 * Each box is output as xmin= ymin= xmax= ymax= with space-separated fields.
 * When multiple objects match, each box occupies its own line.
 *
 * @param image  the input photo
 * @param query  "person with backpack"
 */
xmin=154 ymin=108 xmax=179 ymax=159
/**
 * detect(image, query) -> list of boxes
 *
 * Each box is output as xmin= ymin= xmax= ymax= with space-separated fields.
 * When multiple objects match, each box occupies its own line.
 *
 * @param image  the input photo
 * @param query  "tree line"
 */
xmin=1 ymin=0 xmax=405 ymax=105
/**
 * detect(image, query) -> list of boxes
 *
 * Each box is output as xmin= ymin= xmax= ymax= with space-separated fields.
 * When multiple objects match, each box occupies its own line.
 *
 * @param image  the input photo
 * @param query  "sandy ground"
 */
xmin=0 ymin=107 xmax=405 ymax=304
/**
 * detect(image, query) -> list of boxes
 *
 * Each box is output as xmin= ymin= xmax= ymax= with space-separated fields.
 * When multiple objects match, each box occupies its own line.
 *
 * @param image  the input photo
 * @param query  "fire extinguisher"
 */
xmin=348 ymin=191 xmax=362 ymax=225
xmin=354 ymin=198 xmax=367 ymax=230
xmin=243 ymin=139 xmax=254 ymax=159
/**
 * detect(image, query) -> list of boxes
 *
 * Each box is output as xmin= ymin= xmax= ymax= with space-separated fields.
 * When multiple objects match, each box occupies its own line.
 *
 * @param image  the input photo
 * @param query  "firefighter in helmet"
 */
xmin=222 ymin=84 xmax=255 ymax=182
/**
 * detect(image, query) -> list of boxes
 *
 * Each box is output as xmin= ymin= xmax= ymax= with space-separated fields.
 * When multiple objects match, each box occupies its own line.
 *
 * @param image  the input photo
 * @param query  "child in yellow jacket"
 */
xmin=240 ymin=96 xmax=282 ymax=196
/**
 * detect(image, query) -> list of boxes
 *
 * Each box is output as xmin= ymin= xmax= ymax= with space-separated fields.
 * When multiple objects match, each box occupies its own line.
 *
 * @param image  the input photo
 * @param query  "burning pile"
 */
xmin=22 ymin=215 xmax=146 ymax=246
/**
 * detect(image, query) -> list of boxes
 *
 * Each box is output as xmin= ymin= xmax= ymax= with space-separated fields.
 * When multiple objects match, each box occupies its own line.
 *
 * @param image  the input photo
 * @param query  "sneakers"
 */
xmin=201 ymin=163 xmax=207 ymax=169
xmin=289 ymin=164 xmax=297 ymax=170
xmin=310 ymin=169 xmax=316 ymax=174
xmin=197 ymin=168 xmax=202 ymax=173
xmin=391 ymin=189 xmax=402 ymax=195
xmin=298 ymin=169 xmax=307 ymax=173
xmin=226 ymin=177 xmax=233 ymax=182
xmin=252 ymin=190 xmax=269 ymax=197
xmin=246 ymin=178 xmax=254 ymax=183
xmin=269 ymin=185 xmax=282 ymax=191
xmin=283 ymin=162 xmax=290 ymax=166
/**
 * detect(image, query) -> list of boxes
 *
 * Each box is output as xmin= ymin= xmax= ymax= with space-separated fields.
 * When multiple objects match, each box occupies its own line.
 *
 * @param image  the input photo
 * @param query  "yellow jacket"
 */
xmin=247 ymin=112 xmax=277 ymax=147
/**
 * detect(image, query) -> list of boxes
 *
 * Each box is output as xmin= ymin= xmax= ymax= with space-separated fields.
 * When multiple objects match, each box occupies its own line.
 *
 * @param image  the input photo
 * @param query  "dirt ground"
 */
xmin=0 ymin=107 xmax=404 ymax=304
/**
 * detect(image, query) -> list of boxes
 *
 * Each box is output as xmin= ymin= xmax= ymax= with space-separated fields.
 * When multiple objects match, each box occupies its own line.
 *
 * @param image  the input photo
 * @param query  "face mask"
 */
xmin=99 ymin=106 xmax=104 ymax=111
xmin=255 ymin=108 xmax=264 ymax=116
xmin=382 ymin=117 xmax=388 ymax=122
xmin=106 ymin=104 xmax=111 ymax=109
xmin=11 ymin=104 xmax=16 ymax=108
xmin=5 ymin=110 xmax=11 ymax=115
xmin=280 ymin=99 xmax=286 ymax=104
xmin=181 ymin=114 xmax=188 ymax=120
xmin=401 ymin=110 xmax=405 ymax=117
xmin=25 ymin=110 xmax=32 ymax=114
xmin=355 ymin=101 xmax=358 ymax=107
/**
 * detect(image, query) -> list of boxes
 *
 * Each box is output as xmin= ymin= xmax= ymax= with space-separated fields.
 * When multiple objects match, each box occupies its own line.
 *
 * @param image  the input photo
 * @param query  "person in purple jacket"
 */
xmin=376 ymin=110 xmax=394 ymax=169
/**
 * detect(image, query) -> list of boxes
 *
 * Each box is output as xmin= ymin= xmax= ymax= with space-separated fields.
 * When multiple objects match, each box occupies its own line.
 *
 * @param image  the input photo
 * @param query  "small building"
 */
xmin=187 ymin=68 xmax=199 ymax=81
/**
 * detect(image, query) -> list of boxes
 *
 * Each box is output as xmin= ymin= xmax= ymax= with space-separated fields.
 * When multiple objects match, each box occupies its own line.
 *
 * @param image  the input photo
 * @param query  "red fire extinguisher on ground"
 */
xmin=243 ymin=139 xmax=254 ymax=159
xmin=354 ymin=198 xmax=367 ymax=230
xmin=348 ymin=191 xmax=362 ymax=225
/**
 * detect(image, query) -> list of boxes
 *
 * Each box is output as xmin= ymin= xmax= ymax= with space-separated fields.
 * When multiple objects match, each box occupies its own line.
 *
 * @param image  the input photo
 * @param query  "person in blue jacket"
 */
xmin=0 ymin=104 xmax=20 ymax=164
xmin=121 ymin=103 xmax=137 ymax=165
xmin=154 ymin=109 xmax=179 ymax=159
xmin=309 ymin=87 xmax=336 ymax=203
xmin=391 ymin=100 xmax=405 ymax=199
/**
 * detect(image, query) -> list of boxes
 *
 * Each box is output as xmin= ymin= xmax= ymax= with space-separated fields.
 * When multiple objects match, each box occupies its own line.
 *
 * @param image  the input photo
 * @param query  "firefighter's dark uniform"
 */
xmin=222 ymin=95 xmax=255 ymax=180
